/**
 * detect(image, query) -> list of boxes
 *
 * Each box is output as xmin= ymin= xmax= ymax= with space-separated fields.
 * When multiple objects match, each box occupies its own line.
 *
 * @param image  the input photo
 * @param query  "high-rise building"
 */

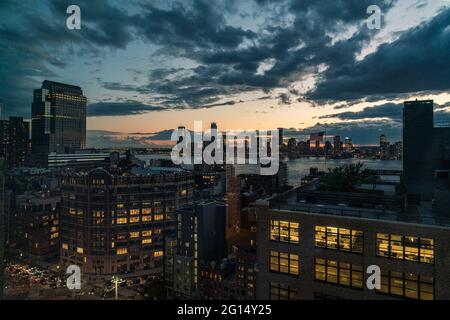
xmin=0 ymin=159 xmax=5 ymax=300
xmin=380 ymin=134 xmax=390 ymax=159
xmin=344 ymin=137 xmax=353 ymax=153
xmin=31 ymin=81 xmax=86 ymax=165
xmin=10 ymin=192 xmax=60 ymax=257
xmin=278 ymin=128 xmax=284 ymax=146
xmin=333 ymin=135 xmax=341 ymax=156
xmin=403 ymin=100 xmax=434 ymax=201
xmin=59 ymin=167 xmax=193 ymax=280
xmin=0 ymin=117 xmax=30 ymax=168
xmin=167 ymin=201 xmax=226 ymax=298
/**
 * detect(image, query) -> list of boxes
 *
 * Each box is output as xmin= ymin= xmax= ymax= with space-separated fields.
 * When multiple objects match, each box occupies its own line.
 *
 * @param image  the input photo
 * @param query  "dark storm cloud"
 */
xmin=0 ymin=0 xmax=138 ymax=117
xmin=320 ymin=103 xmax=403 ymax=121
xmin=92 ymin=0 xmax=396 ymax=112
xmin=319 ymin=102 xmax=450 ymax=123
xmin=88 ymin=101 xmax=165 ymax=117
xmin=307 ymin=8 xmax=450 ymax=102
xmin=4 ymin=0 xmax=446 ymax=120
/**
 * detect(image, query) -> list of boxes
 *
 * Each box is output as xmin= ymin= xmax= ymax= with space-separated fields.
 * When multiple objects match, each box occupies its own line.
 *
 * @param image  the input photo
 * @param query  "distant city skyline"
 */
xmin=1 ymin=0 xmax=450 ymax=145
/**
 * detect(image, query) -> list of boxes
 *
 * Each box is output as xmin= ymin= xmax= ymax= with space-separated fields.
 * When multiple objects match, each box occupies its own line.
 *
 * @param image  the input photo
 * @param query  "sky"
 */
xmin=1 ymin=0 xmax=450 ymax=145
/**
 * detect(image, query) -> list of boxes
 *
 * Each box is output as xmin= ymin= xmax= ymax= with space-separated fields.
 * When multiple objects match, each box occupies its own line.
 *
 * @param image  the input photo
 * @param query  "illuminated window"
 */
xmin=270 ymin=220 xmax=299 ymax=244
xmin=376 ymin=234 xmax=434 ymax=264
xmin=93 ymin=211 xmax=104 ymax=218
xmin=315 ymin=258 xmax=363 ymax=289
xmin=130 ymin=217 xmax=140 ymax=223
xmin=130 ymin=209 xmax=139 ymax=216
xmin=117 ymin=218 xmax=127 ymax=224
xmin=270 ymin=282 xmax=299 ymax=300
xmin=62 ymin=243 xmax=69 ymax=250
xmin=142 ymin=208 xmax=152 ymax=215
xmin=117 ymin=248 xmax=128 ymax=255
xmin=76 ymin=247 xmax=84 ymax=254
xmin=142 ymin=239 xmax=152 ymax=244
xmin=142 ymin=216 xmax=152 ymax=222
xmin=117 ymin=204 xmax=124 ymax=209
xmin=142 ymin=230 xmax=152 ymax=237
xmin=130 ymin=232 xmax=139 ymax=239
xmin=377 ymin=271 xmax=434 ymax=300
xmin=154 ymin=214 xmax=164 ymax=221
xmin=154 ymin=250 xmax=163 ymax=257
xmin=315 ymin=226 xmax=363 ymax=253
xmin=51 ymin=232 xmax=59 ymax=239
xmin=270 ymin=251 xmax=299 ymax=276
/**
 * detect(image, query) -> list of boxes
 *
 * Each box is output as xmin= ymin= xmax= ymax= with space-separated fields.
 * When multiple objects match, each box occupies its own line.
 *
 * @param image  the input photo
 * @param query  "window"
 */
xmin=142 ymin=230 xmax=152 ymax=237
xmin=117 ymin=248 xmax=128 ymax=255
xmin=270 ymin=220 xmax=299 ymax=244
xmin=130 ymin=209 xmax=139 ymax=216
xmin=130 ymin=217 xmax=140 ymax=223
xmin=62 ymin=243 xmax=69 ymax=250
xmin=376 ymin=233 xmax=434 ymax=264
xmin=76 ymin=247 xmax=84 ymax=254
xmin=142 ymin=208 xmax=152 ymax=215
xmin=315 ymin=258 xmax=363 ymax=289
xmin=142 ymin=216 xmax=152 ymax=222
xmin=315 ymin=226 xmax=363 ymax=253
xmin=130 ymin=232 xmax=139 ymax=239
xmin=142 ymin=239 xmax=152 ymax=244
xmin=377 ymin=271 xmax=434 ymax=300
xmin=154 ymin=250 xmax=163 ymax=257
xmin=117 ymin=218 xmax=127 ymax=224
xmin=270 ymin=251 xmax=299 ymax=276
xmin=154 ymin=214 xmax=164 ymax=221
xmin=270 ymin=282 xmax=299 ymax=300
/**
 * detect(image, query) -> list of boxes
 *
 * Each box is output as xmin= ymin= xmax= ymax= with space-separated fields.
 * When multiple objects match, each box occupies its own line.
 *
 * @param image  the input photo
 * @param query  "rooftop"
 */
xmin=262 ymin=182 xmax=450 ymax=228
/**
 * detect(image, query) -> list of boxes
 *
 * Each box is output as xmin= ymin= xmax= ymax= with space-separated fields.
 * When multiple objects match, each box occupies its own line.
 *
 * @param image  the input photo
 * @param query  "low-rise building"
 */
xmin=256 ymin=187 xmax=450 ymax=300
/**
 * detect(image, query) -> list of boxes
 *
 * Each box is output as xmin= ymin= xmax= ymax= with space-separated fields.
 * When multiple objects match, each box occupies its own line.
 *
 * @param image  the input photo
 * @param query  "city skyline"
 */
xmin=1 ymin=0 xmax=450 ymax=146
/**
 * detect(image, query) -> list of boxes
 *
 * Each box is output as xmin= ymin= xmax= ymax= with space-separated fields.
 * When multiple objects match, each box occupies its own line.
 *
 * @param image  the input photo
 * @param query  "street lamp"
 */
xmin=111 ymin=276 xmax=122 ymax=300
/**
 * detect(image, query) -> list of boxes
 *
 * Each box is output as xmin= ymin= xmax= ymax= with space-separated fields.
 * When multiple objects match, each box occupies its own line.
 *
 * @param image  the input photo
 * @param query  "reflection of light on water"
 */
xmin=285 ymin=157 xmax=403 ymax=187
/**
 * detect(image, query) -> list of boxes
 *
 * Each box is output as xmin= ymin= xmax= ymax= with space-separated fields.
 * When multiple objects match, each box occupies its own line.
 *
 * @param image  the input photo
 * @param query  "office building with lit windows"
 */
xmin=31 ymin=81 xmax=86 ymax=166
xmin=59 ymin=167 xmax=193 ymax=280
xmin=255 ymin=187 xmax=450 ymax=300
xmin=10 ymin=192 xmax=60 ymax=257
xmin=0 ymin=117 xmax=30 ymax=168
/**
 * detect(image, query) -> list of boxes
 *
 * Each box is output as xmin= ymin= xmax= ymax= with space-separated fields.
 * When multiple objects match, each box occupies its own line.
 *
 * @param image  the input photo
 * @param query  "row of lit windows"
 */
xmin=315 ymin=258 xmax=364 ymax=289
xmin=113 ymin=215 xmax=164 ymax=225
xmin=270 ymin=251 xmax=299 ymax=276
xmin=270 ymin=282 xmax=299 ymax=300
xmin=269 ymin=221 xmax=435 ymax=264
xmin=315 ymin=226 xmax=363 ymax=253
xmin=376 ymin=233 xmax=434 ymax=264
xmin=377 ymin=271 xmax=434 ymax=300
xmin=69 ymin=208 xmax=163 ymax=216
xmin=270 ymin=220 xmax=299 ymax=244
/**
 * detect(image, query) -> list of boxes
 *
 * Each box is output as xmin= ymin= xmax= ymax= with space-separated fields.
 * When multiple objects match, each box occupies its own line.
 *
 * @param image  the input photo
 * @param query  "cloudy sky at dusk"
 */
xmin=1 ymin=0 xmax=450 ymax=145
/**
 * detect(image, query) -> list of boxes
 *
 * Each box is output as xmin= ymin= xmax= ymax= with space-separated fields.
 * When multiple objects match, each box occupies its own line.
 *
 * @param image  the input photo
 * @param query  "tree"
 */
xmin=317 ymin=163 xmax=368 ymax=192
